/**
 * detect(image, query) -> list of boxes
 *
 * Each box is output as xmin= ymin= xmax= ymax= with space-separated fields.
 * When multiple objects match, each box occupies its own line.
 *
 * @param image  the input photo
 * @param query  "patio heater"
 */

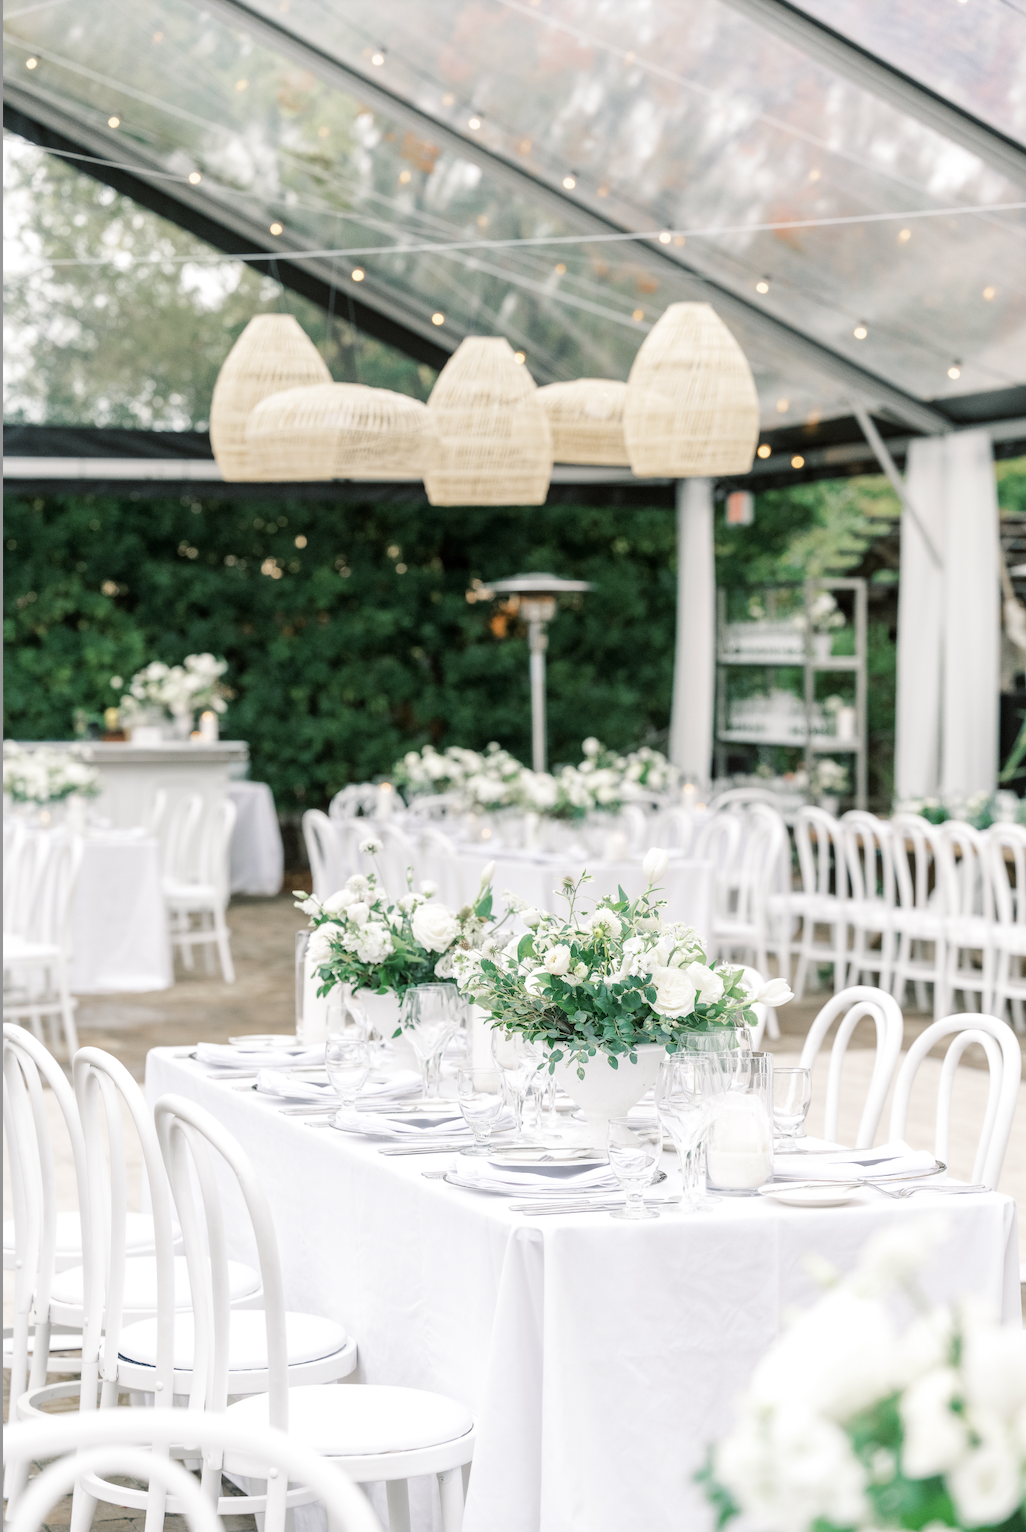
xmin=488 ymin=571 xmax=593 ymax=772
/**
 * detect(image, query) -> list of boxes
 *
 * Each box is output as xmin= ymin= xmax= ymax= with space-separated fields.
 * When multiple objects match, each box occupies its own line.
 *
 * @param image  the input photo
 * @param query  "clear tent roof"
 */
xmin=3 ymin=0 xmax=1025 ymax=434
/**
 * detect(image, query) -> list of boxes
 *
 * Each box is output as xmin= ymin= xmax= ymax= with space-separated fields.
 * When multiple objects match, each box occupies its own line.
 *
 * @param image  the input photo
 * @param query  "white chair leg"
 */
xmin=179 ymin=920 xmax=195 ymax=970
xmin=59 ymin=970 xmax=79 ymax=1056
xmin=438 ymin=1466 xmax=466 ymax=1532
xmin=213 ymin=905 xmax=235 ymax=984
xmin=765 ymin=1006 xmax=780 ymax=1040
xmin=385 ymin=1478 xmax=412 ymax=1532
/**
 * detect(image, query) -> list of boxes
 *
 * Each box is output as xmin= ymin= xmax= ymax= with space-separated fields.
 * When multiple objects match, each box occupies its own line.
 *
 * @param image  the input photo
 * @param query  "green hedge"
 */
xmin=4 ymin=491 xmax=693 ymax=812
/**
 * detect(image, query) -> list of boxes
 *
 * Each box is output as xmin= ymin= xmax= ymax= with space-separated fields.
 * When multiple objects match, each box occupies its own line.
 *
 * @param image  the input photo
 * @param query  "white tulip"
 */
xmin=347 ymin=902 xmax=370 ymax=927
xmin=321 ymin=887 xmax=356 ymax=915
xmin=755 ymin=977 xmax=794 ymax=1007
xmin=642 ymin=847 xmax=670 ymax=885
xmin=480 ymin=860 xmax=496 ymax=887
xmin=306 ymin=928 xmax=335 ymax=965
xmin=684 ymin=961 xmax=724 ymax=1004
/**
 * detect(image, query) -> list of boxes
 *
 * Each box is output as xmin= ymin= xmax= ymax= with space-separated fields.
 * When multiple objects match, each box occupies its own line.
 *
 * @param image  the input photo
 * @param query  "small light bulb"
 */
xmin=514 ymin=351 xmax=526 ymax=364
xmin=476 ymin=214 xmax=489 ymax=228
xmin=108 ymin=115 xmax=120 ymax=128
xmin=757 ymin=444 xmax=772 ymax=459
xmin=808 ymin=168 xmax=820 ymax=182
xmin=562 ymin=174 xmax=577 ymax=189
xmin=235 ymin=79 xmax=248 ymax=91
xmin=776 ymin=398 xmax=789 ymax=413
xmin=153 ymin=30 xmax=163 ymax=41
xmin=370 ymin=50 xmax=385 ymax=66
xmin=351 ymin=267 xmax=365 ymax=281
xmin=853 ymin=324 xmax=868 ymax=339
xmin=947 ymin=364 xmax=961 ymax=379
xmin=431 ymin=312 xmax=445 ymax=326
xmin=597 ymin=184 xmax=609 ymax=197
xmin=188 ymin=171 xmax=202 ymax=184
xmin=983 ymin=285 xmax=996 ymax=300
xmin=898 ymin=228 xmax=911 ymax=243
xmin=468 ymin=115 xmax=482 ymax=130
xmin=632 ymin=308 xmax=644 ymax=321
xmin=658 ymin=231 xmax=672 ymax=244
xmin=442 ymin=92 xmax=455 ymax=106
xmin=554 ymin=262 xmax=566 ymax=275
xmin=318 ymin=125 xmax=328 ymax=137
xmin=791 ymin=455 xmax=805 ymax=469
xmin=25 ymin=56 xmax=38 ymax=68
xmin=755 ymin=279 xmax=769 ymax=294
xmin=398 ymin=168 xmax=411 ymax=183
xmin=269 ymin=222 xmax=283 ymax=236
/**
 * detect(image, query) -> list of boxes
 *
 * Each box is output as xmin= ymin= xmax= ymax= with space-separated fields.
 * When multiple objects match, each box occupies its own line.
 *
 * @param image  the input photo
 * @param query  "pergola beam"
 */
xmin=193 ymin=0 xmax=953 ymax=436
xmin=718 ymin=0 xmax=1026 ymax=187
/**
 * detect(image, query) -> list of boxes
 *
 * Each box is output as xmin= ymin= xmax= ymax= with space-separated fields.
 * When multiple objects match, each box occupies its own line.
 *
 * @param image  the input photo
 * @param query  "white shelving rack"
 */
xmin=714 ymin=576 xmax=868 ymax=809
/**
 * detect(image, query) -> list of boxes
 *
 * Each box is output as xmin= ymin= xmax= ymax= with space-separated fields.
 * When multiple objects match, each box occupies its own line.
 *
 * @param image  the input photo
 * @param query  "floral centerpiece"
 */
xmin=3 ymin=742 xmax=101 ymax=806
xmin=295 ymin=840 xmax=498 ymax=999
xmin=700 ymin=1219 xmax=1026 ymax=1532
xmin=813 ymin=757 xmax=849 ymax=798
xmin=119 ymin=653 xmax=230 ymax=737
xmin=453 ymin=848 xmax=790 ymax=1075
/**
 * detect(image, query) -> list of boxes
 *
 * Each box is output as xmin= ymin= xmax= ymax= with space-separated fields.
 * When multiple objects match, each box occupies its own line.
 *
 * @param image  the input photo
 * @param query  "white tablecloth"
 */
xmin=145 ymin=1049 xmax=1020 ymax=1532
xmin=227 ymin=781 xmax=284 ymax=897
xmin=70 ymin=832 xmax=172 ymax=993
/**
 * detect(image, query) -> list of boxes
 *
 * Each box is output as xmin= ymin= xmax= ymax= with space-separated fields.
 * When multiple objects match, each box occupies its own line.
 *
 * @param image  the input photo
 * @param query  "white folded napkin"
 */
xmin=773 ymin=1140 xmax=938 ymax=1183
xmin=349 ymin=1111 xmax=472 ymax=1141
xmin=196 ymin=1041 xmax=325 ymax=1070
xmin=255 ymin=1069 xmax=421 ymax=1105
xmin=449 ymin=1158 xmax=618 ymax=1195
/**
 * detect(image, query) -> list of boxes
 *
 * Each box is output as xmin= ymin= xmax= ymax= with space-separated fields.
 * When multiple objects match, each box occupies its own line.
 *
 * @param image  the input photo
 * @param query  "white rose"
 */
xmin=321 ymin=887 xmax=356 ymax=915
xmin=434 ymin=950 xmax=457 ymax=979
xmin=306 ymin=929 xmax=335 ymax=965
xmin=347 ymin=901 xmax=370 ymax=927
xmin=947 ymin=1435 xmax=1023 ymax=1530
xmin=412 ymin=901 xmax=459 ymax=952
xmin=543 ymin=945 xmax=572 ymax=976
xmin=684 ymin=961 xmax=724 ymax=1004
xmin=582 ymin=736 xmax=600 ymax=757
xmin=756 ymin=977 xmax=794 ymax=1007
xmin=650 ymin=965 xmax=697 ymax=1019
xmin=642 ymin=847 xmax=670 ymax=885
xmin=900 ymin=1368 xmax=968 ymax=1477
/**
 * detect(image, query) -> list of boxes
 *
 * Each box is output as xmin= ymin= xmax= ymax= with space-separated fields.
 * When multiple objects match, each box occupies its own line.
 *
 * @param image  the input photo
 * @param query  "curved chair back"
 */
xmin=163 ymin=792 xmax=203 ymax=882
xmin=706 ymin=787 xmax=783 ymax=812
xmin=937 ymin=820 xmax=994 ymax=923
xmin=375 ymin=820 xmax=421 ymax=900
xmin=733 ymin=804 xmax=787 ymax=928
xmin=34 ymin=833 xmax=85 ymax=955
xmin=328 ymin=784 xmax=380 ymax=821
xmin=5 ymin=829 xmax=52 ymax=940
xmin=303 ymin=808 xmax=347 ymax=900
xmin=841 ymin=810 xmax=895 ymax=907
xmin=692 ymin=813 xmax=744 ymax=919
xmin=144 ymin=788 xmax=168 ymax=838
xmin=4 ymin=1409 xmax=382 ymax=1532
xmin=887 ymin=1013 xmax=1021 ymax=1189
xmin=654 ymin=806 xmax=695 ymax=854
xmin=794 ymin=805 xmax=848 ymax=901
xmin=988 ymin=822 xmax=1026 ymax=933
xmin=889 ymin=812 xmax=946 ymax=915
xmin=798 ymin=985 xmax=905 ymax=1147
xmin=197 ymin=796 xmax=237 ymax=897
xmin=416 ymin=825 xmax=462 ymax=908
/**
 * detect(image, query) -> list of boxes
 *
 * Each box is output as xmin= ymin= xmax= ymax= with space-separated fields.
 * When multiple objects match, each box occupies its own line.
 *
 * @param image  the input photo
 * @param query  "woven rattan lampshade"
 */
xmin=536 ymin=379 xmax=630 ymax=466
xmin=210 ymin=314 xmax=331 ymax=481
xmin=424 ymin=337 xmax=553 ymax=505
xmin=623 ymin=303 xmax=759 ymax=477
xmin=246 ymin=383 xmax=441 ymax=481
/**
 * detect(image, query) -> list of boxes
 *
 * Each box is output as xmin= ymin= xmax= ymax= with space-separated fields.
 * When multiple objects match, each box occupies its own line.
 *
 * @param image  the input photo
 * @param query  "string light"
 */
xmin=791 ymin=455 xmax=805 ymax=469
xmin=562 ymin=174 xmax=577 ymax=189
xmin=370 ymin=50 xmax=385 ymax=66
xmin=468 ymin=115 xmax=482 ymax=130
xmin=983 ymin=285 xmax=996 ymax=300
xmin=25 ymin=56 xmax=37 ymax=68
xmin=188 ymin=171 xmax=202 ymax=184
xmin=554 ymin=262 xmax=567 ymax=275
xmin=519 ymin=138 xmax=532 ymax=154
xmin=898 ymin=228 xmax=911 ymax=243
xmin=755 ymin=278 xmax=770 ymax=294
xmin=757 ymin=444 xmax=772 ymax=459
xmin=776 ymin=398 xmax=789 ymax=413
xmin=658 ymin=231 xmax=672 ymax=244
xmin=398 ymin=169 xmax=411 ymax=184
xmin=351 ymin=267 xmax=365 ymax=281
xmin=947 ymin=362 xmax=961 ymax=379
xmin=442 ymin=93 xmax=455 ymax=106
xmin=632 ymin=308 xmax=644 ymax=321
xmin=108 ymin=116 xmax=120 ymax=128
xmin=808 ymin=168 xmax=820 ymax=182
xmin=317 ymin=125 xmax=329 ymax=137
xmin=235 ymin=79 xmax=248 ymax=91
xmin=514 ymin=351 xmax=526 ymax=363
xmin=476 ymin=214 xmax=489 ymax=228
xmin=269 ymin=222 xmax=283 ymax=236
xmin=152 ymin=30 xmax=163 ymax=41
xmin=431 ymin=312 xmax=445 ymax=325
xmin=597 ymin=184 xmax=609 ymax=197
xmin=853 ymin=324 xmax=868 ymax=339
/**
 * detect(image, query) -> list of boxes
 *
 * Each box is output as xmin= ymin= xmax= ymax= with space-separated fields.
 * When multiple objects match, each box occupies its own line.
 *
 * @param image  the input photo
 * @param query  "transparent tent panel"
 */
xmin=4 ymin=0 xmax=1025 ymax=429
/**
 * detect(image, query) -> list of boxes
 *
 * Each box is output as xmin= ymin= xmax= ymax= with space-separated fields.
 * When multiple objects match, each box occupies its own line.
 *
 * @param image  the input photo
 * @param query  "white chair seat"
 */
xmin=51 ymin=1254 xmax=259 ymax=1313
xmin=992 ymin=924 xmax=1026 ymax=955
xmin=847 ymin=898 xmax=893 ymax=928
xmin=3 ymin=935 xmax=62 ymax=965
xmin=4 ymin=1211 xmax=161 ymax=1270
xmin=163 ymin=879 xmax=219 ymax=904
xmin=890 ymin=908 xmax=944 ymax=939
xmin=117 ymin=1309 xmax=348 ymax=1372
xmin=944 ymin=916 xmax=993 ymax=947
xmin=766 ymin=892 xmax=845 ymax=920
xmin=225 ymin=1384 xmax=474 ymax=1458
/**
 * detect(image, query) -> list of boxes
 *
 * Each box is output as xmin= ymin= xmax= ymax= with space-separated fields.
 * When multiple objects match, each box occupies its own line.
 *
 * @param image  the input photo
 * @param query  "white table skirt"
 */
xmin=70 ymin=833 xmax=172 ymax=993
xmin=227 ymin=782 xmax=284 ymax=897
xmin=145 ymin=1049 xmax=1020 ymax=1532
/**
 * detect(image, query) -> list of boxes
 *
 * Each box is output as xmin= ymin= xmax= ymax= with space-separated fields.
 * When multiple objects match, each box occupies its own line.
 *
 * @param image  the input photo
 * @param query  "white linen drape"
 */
xmin=669 ymin=478 xmax=715 ymax=783
xmin=895 ymin=429 xmax=1000 ymax=800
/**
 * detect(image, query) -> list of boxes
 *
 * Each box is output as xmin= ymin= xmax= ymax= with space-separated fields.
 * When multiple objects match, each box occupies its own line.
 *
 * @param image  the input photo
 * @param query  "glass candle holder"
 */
xmin=705 ymin=1052 xmax=773 ymax=1194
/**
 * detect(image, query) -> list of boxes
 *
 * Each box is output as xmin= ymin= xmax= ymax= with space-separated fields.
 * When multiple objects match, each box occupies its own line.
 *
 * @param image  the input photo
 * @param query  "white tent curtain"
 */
xmin=895 ymin=429 xmax=1000 ymax=801
xmin=669 ymin=478 xmax=715 ymax=784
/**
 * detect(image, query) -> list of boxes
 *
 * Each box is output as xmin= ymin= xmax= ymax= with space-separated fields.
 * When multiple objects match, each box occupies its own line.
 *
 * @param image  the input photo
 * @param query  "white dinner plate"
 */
xmin=758 ymin=1182 xmax=861 ymax=1208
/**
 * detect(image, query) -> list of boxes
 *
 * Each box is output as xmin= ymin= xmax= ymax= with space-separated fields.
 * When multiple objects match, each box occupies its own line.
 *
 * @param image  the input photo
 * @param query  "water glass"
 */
xmin=324 ymin=1035 xmax=371 ymax=1126
xmin=456 ymin=1067 xmax=506 ymax=1155
xmin=326 ymin=985 xmax=368 ymax=1041
xmin=773 ymin=1066 xmax=812 ymax=1149
xmin=654 ymin=1054 xmax=721 ymax=1211
xmin=606 ymin=1117 xmax=664 ymax=1220
xmin=400 ymin=983 xmax=459 ymax=1100
xmin=490 ymin=1031 xmax=539 ymax=1142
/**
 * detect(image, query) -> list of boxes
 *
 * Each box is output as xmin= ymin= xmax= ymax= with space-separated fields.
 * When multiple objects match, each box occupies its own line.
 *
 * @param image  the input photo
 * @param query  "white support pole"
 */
xmin=669 ymin=478 xmax=716 ymax=785
xmin=528 ymin=619 xmax=548 ymax=774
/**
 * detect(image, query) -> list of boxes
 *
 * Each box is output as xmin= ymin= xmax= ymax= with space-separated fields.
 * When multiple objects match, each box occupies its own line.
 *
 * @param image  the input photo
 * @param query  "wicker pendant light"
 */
xmin=623 ymin=303 xmax=759 ymax=477
xmin=424 ymin=337 xmax=553 ymax=506
xmin=246 ymin=383 xmax=441 ymax=481
xmin=536 ymin=379 xmax=630 ymax=466
xmin=210 ymin=314 xmax=331 ymax=481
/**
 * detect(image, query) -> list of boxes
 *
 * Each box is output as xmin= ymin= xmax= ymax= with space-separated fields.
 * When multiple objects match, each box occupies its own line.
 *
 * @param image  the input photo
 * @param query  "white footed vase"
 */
xmin=552 ymin=1042 xmax=666 ymax=1147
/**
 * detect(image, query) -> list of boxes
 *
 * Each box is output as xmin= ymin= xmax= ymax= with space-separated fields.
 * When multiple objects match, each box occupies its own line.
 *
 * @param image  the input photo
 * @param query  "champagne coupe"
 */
xmin=606 ymin=1117 xmax=664 ymax=1220
xmin=456 ymin=1067 xmax=506 ymax=1155
xmin=324 ymin=1035 xmax=371 ymax=1127
xmin=654 ymin=1054 xmax=721 ymax=1211
xmin=400 ymin=983 xmax=458 ymax=1101
xmin=772 ymin=1066 xmax=812 ymax=1150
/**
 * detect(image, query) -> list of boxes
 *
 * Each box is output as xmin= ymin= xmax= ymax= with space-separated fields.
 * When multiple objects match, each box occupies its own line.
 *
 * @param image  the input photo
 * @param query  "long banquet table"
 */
xmin=146 ymin=1048 xmax=1021 ymax=1532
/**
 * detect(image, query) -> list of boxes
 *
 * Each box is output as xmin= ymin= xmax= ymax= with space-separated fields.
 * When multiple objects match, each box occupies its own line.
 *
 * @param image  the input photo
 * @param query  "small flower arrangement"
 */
xmin=795 ymin=591 xmax=846 ymax=634
xmin=894 ymin=792 xmax=998 ymax=831
xmin=295 ymin=839 xmax=498 ymax=998
xmin=3 ymin=742 xmax=101 ymax=805
xmin=700 ymin=1219 xmax=1026 ymax=1532
xmin=454 ymin=848 xmax=791 ymax=1074
xmin=814 ymin=757 xmax=849 ymax=796
xmin=119 ymin=653 xmax=230 ymax=723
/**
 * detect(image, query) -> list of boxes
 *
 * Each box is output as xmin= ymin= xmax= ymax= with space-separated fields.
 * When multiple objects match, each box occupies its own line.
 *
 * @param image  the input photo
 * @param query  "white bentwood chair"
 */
xmin=937 ymin=820 xmax=995 ymax=1016
xmin=3 ymin=831 xmax=84 ymax=1056
xmin=328 ymin=783 xmax=381 ymax=821
xmin=155 ymin=1092 xmax=476 ymax=1532
xmin=773 ymin=806 xmax=849 ymax=999
xmin=163 ymin=796 xmax=237 ymax=981
xmin=710 ymin=806 xmax=787 ymax=1039
xmin=888 ymin=1013 xmax=1021 ymax=1189
xmin=797 ymin=985 xmax=905 ymax=1148
xmin=841 ymin=810 xmax=897 ymax=991
xmin=988 ymin=822 xmax=1026 ymax=1028
xmin=888 ymin=813 xmax=948 ymax=1017
xmin=304 ymin=808 xmax=348 ymax=900
xmin=4 ymin=1409 xmax=382 ymax=1532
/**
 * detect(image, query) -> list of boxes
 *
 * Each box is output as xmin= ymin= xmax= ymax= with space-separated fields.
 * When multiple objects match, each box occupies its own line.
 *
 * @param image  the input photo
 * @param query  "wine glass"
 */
xmin=326 ymin=986 xmax=367 ymax=1041
xmin=401 ymin=983 xmax=458 ymax=1101
xmin=606 ymin=1117 xmax=664 ymax=1220
xmin=654 ymin=1054 xmax=721 ymax=1211
xmin=324 ymin=1035 xmax=371 ymax=1127
xmin=772 ymin=1066 xmax=812 ymax=1150
xmin=456 ymin=1067 xmax=506 ymax=1155
xmin=490 ymin=1031 xmax=538 ymax=1143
